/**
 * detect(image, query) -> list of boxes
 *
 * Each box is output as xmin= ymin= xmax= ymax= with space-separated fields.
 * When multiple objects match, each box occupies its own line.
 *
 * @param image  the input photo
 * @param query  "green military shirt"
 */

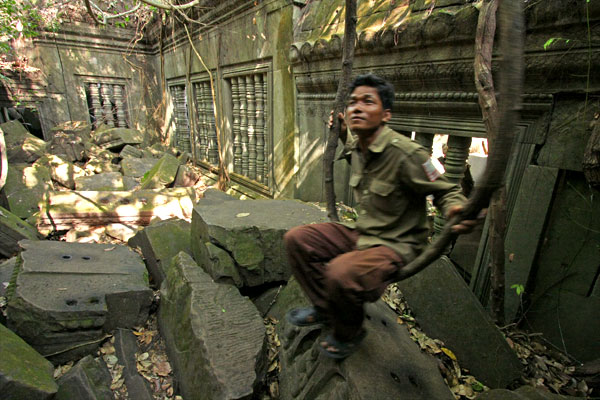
xmin=339 ymin=125 xmax=466 ymax=263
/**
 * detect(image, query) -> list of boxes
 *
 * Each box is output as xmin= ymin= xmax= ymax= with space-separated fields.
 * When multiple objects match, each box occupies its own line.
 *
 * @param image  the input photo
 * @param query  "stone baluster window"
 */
xmin=193 ymin=81 xmax=218 ymax=166
xmin=228 ymin=72 xmax=269 ymax=186
xmin=85 ymin=82 xmax=129 ymax=129
xmin=170 ymin=84 xmax=191 ymax=153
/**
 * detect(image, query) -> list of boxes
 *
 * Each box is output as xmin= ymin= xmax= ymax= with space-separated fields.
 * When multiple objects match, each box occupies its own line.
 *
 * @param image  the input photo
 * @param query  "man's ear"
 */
xmin=382 ymin=109 xmax=392 ymax=123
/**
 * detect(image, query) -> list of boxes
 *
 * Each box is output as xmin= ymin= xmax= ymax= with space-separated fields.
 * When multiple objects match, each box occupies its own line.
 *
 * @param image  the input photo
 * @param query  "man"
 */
xmin=284 ymin=74 xmax=475 ymax=359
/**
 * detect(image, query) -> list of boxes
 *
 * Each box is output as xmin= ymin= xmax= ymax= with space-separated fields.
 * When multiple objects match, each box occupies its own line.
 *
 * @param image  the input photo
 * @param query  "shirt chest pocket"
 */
xmin=369 ymin=179 xmax=397 ymax=212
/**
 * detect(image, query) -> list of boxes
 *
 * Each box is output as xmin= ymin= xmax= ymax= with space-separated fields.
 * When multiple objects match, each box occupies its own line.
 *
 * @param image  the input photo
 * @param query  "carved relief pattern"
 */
xmin=255 ymin=74 xmax=265 ymax=184
xmin=232 ymin=77 xmax=242 ymax=173
xmin=113 ymin=85 xmax=127 ymax=128
xmin=100 ymin=83 xmax=114 ymax=127
xmin=203 ymin=82 xmax=218 ymax=166
xmin=88 ymin=83 xmax=103 ymax=129
xmin=239 ymin=77 xmax=249 ymax=177
xmin=262 ymin=76 xmax=268 ymax=185
xmin=171 ymin=84 xmax=191 ymax=153
xmin=194 ymin=82 xmax=208 ymax=162
xmin=246 ymin=75 xmax=257 ymax=180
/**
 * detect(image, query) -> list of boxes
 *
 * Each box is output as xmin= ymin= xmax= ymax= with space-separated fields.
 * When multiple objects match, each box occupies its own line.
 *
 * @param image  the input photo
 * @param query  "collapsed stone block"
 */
xmin=173 ymin=164 xmax=200 ymax=187
xmin=396 ymin=256 xmax=523 ymax=388
xmin=191 ymin=199 xmax=328 ymax=287
xmin=159 ymin=252 xmax=266 ymax=400
xmin=94 ymin=128 xmax=144 ymax=151
xmin=75 ymin=172 xmax=136 ymax=191
xmin=55 ymin=355 xmax=114 ymax=400
xmin=0 ymin=206 xmax=40 ymax=258
xmin=38 ymin=188 xmax=196 ymax=231
xmin=35 ymin=154 xmax=87 ymax=189
xmin=51 ymin=121 xmax=93 ymax=141
xmin=140 ymin=153 xmax=180 ymax=189
xmin=119 ymin=144 xmax=143 ymax=159
xmin=0 ymin=120 xmax=46 ymax=163
xmin=128 ymin=218 xmax=192 ymax=287
xmin=120 ymin=156 xmax=158 ymax=178
xmin=276 ymin=279 xmax=454 ymax=400
xmin=0 ymin=322 xmax=58 ymax=399
xmin=7 ymin=240 xmax=153 ymax=363
xmin=48 ymin=133 xmax=87 ymax=163
xmin=1 ymin=162 xmax=53 ymax=219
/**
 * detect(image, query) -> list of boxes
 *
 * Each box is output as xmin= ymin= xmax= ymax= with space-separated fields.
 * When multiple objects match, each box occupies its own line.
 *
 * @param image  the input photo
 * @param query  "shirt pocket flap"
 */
xmin=349 ymin=174 xmax=362 ymax=188
xmin=369 ymin=179 xmax=395 ymax=196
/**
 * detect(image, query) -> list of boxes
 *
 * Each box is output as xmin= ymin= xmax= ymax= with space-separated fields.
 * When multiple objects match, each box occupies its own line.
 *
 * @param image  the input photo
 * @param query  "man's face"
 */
xmin=345 ymin=85 xmax=391 ymax=134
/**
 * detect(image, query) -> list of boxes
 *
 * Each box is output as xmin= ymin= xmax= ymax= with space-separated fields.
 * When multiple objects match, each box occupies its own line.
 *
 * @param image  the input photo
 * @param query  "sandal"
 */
xmin=318 ymin=329 xmax=367 ymax=359
xmin=286 ymin=307 xmax=330 ymax=327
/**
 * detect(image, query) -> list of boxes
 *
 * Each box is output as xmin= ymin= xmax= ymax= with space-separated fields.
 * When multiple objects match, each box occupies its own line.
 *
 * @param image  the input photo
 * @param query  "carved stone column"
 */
xmin=255 ymin=74 xmax=265 ymax=184
xmin=232 ymin=78 xmax=242 ymax=173
xmin=239 ymin=77 xmax=249 ymax=176
xmin=246 ymin=75 xmax=256 ymax=180
xmin=100 ymin=84 xmax=114 ymax=127
xmin=414 ymin=132 xmax=434 ymax=154
xmin=205 ymin=82 xmax=218 ymax=165
xmin=445 ymin=135 xmax=472 ymax=184
xmin=89 ymin=83 xmax=102 ymax=129
xmin=113 ymin=85 xmax=127 ymax=128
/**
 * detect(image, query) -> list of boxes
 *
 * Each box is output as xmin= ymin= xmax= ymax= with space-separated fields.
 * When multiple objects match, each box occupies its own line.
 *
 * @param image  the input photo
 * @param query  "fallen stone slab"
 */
xmin=35 ymin=154 xmax=87 ymax=189
xmin=38 ymin=188 xmax=196 ymax=231
xmin=0 ymin=120 xmax=46 ymax=163
xmin=0 ymin=257 xmax=16 ymax=298
xmin=191 ymin=199 xmax=328 ymax=287
xmin=159 ymin=252 xmax=266 ymax=400
xmin=94 ymin=128 xmax=144 ymax=151
xmin=48 ymin=133 xmax=87 ymax=163
xmin=396 ymin=256 xmax=523 ymax=388
xmin=1 ymin=162 xmax=52 ymax=219
xmin=120 ymin=156 xmax=158 ymax=178
xmin=201 ymin=242 xmax=243 ymax=287
xmin=7 ymin=240 xmax=153 ymax=363
xmin=0 ymin=206 xmax=40 ymax=258
xmin=55 ymin=355 xmax=114 ymax=400
xmin=276 ymin=279 xmax=454 ymax=400
xmin=0 ymin=322 xmax=58 ymax=399
xmin=75 ymin=172 xmax=135 ymax=191
xmin=105 ymin=223 xmax=141 ymax=243
xmin=128 ymin=218 xmax=192 ymax=288
xmin=173 ymin=164 xmax=200 ymax=187
xmin=119 ymin=144 xmax=144 ymax=159
xmin=140 ymin=153 xmax=180 ymax=189
xmin=112 ymin=329 xmax=153 ymax=400
xmin=51 ymin=121 xmax=93 ymax=141
xmin=199 ymin=188 xmax=239 ymax=206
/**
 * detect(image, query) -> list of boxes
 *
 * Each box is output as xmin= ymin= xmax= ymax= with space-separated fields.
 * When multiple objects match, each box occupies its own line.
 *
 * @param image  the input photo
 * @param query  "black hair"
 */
xmin=348 ymin=74 xmax=394 ymax=110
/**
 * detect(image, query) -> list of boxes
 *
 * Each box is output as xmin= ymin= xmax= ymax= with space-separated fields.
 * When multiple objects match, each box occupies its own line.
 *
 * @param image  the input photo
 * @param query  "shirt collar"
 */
xmin=350 ymin=125 xmax=395 ymax=153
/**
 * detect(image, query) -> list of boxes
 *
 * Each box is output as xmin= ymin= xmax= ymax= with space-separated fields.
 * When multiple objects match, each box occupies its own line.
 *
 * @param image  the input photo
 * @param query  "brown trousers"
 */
xmin=284 ymin=222 xmax=403 ymax=341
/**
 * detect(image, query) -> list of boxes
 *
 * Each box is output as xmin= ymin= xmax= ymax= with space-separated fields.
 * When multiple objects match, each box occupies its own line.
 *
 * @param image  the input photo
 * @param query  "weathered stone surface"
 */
xmin=0 ymin=120 xmax=46 ymax=163
xmin=105 ymin=223 xmax=141 ymax=243
xmin=397 ymin=256 xmax=523 ymax=388
xmin=112 ymin=329 xmax=152 ymax=400
xmin=51 ymin=121 xmax=92 ymax=140
xmin=1 ymin=162 xmax=53 ymax=218
xmin=55 ymin=355 xmax=114 ymax=400
xmin=0 ymin=322 xmax=58 ymax=399
xmin=36 ymin=154 xmax=87 ymax=189
xmin=94 ymin=128 xmax=144 ymax=150
xmin=84 ymin=159 xmax=122 ymax=174
xmin=48 ymin=133 xmax=86 ymax=162
xmin=159 ymin=252 xmax=266 ymax=400
xmin=191 ymin=199 xmax=328 ymax=287
xmin=140 ymin=153 xmax=180 ymax=189
xmin=128 ymin=218 xmax=192 ymax=287
xmin=199 ymin=188 xmax=239 ymax=206
xmin=119 ymin=144 xmax=143 ymax=159
xmin=474 ymin=385 xmax=581 ymax=399
xmin=173 ymin=164 xmax=200 ymax=187
xmin=252 ymin=285 xmax=283 ymax=317
xmin=277 ymin=288 xmax=454 ymax=400
xmin=0 ymin=206 xmax=40 ymax=258
xmin=200 ymin=242 xmax=243 ymax=287
xmin=7 ymin=240 xmax=153 ymax=363
xmin=75 ymin=172 xmax=132 ymax=191
xmin=120 ymin=156 xmax=158 ymax=178
xmin=38 ymin=188 xmax=196 ymax=230
xmin=0 ymin=257 xmax=16 ymax=298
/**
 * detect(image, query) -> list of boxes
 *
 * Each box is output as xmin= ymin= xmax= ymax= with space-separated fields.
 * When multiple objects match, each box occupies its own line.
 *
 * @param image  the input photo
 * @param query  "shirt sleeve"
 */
xmin=336 ymin=129 xmax=357 ymax=163
xmin=400 ymin=147 xmax=467 ymax=216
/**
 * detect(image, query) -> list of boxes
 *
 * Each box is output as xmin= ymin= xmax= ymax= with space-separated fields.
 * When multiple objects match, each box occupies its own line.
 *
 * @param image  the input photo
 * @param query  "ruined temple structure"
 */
xmin=3 ymin=0 xmax=599 ymax=388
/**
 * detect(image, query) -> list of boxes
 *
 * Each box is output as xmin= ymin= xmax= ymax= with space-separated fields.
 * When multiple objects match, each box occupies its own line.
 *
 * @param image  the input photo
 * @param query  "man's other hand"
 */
xmin=447 ymin=205 xmax=487 ymax=234
xmin=328 ymin=110 xmax=347 ymax=132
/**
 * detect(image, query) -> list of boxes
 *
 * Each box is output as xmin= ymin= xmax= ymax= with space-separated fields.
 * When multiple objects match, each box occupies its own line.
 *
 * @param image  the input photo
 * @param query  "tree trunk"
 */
xmin=324 ymin=0 xmax=357 ymax=222
xmin=395 ymin=0 xmax=524 ymax=282
xmin=474 ymin=0 xmax=507 ymax=325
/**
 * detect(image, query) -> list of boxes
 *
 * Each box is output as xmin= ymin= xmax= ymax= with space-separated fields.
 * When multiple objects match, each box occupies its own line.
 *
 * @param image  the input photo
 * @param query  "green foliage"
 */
xmin=0 ymin=0 xmax=42 ymax=52
xmin=510 ymin=284 xmax=525 ymax=296
xmin=543 ymin=37 xmax=571 ymax=50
